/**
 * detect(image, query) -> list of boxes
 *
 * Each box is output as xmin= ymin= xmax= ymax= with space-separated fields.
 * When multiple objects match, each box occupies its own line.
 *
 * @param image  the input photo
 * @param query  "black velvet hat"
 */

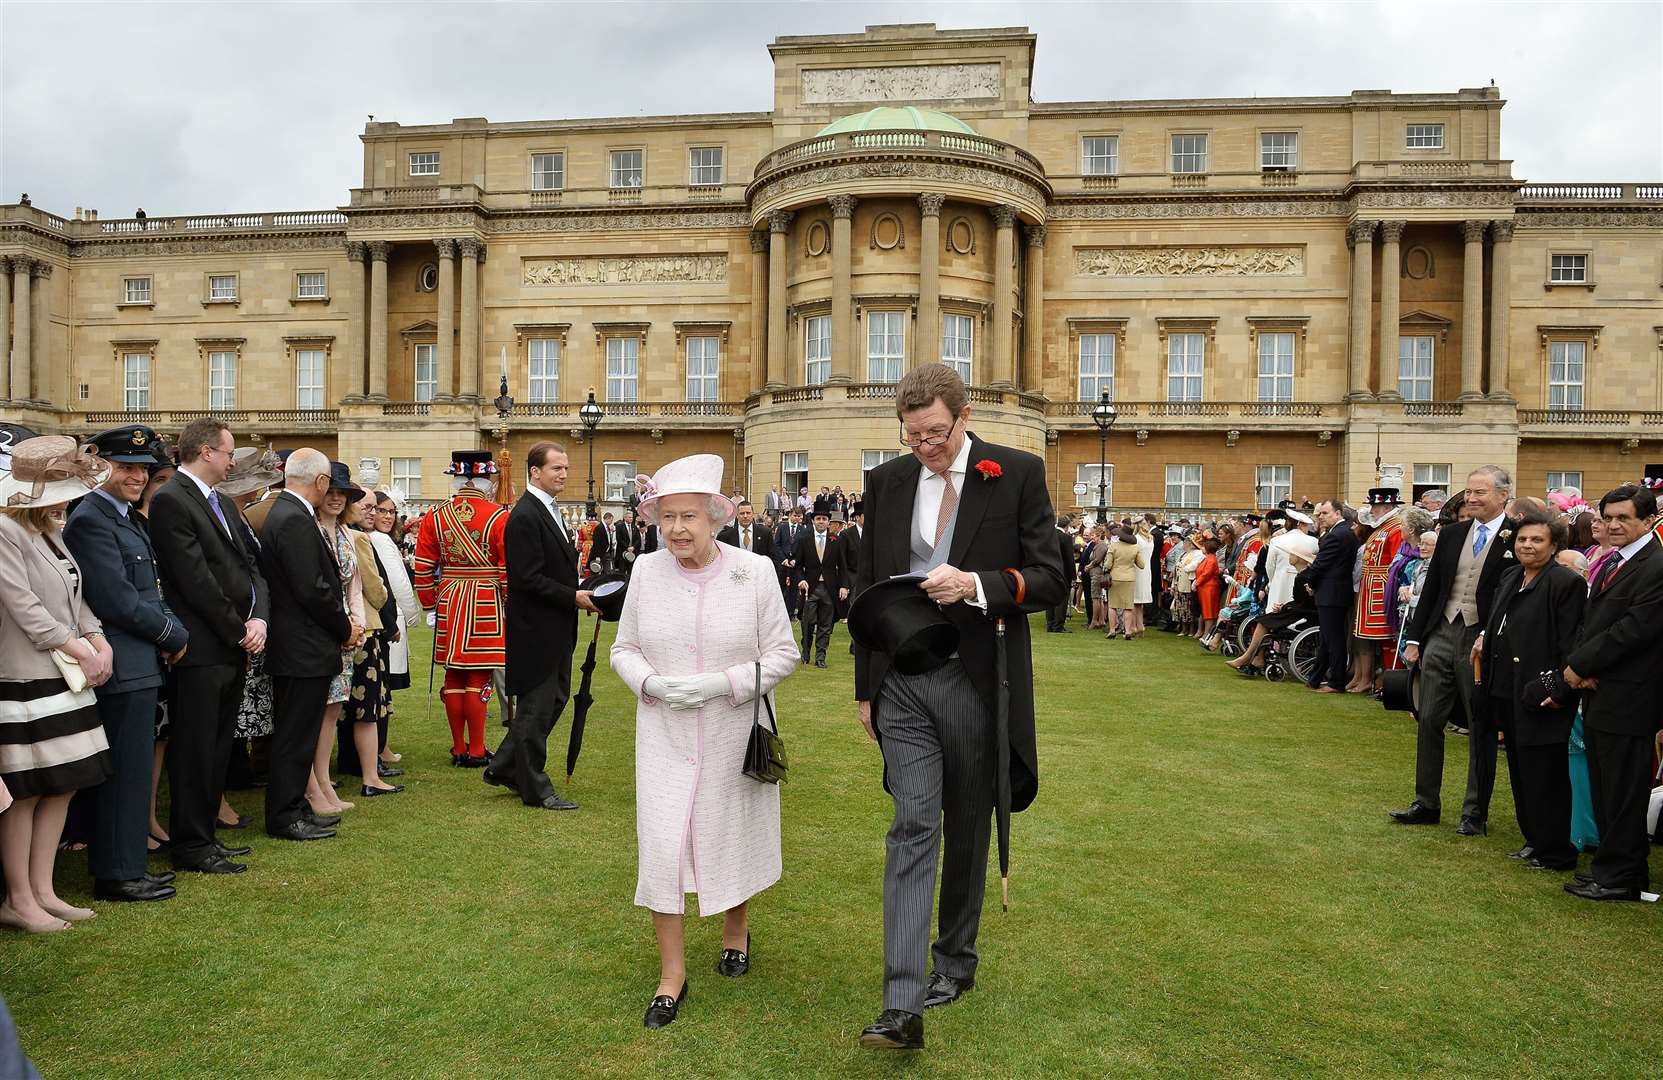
xmin=587 ymin=570 xmax=629 ymax=622
xmin=848 ymin=574 xmax=960 ymax=676
xmin=327 ymin=460 xmax=365 ymax=501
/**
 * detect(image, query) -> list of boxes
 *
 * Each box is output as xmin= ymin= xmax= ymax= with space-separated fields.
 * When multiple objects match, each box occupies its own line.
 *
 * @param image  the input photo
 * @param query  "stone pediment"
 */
xmin=1398 ymin=310 xmax=1452 ymax=343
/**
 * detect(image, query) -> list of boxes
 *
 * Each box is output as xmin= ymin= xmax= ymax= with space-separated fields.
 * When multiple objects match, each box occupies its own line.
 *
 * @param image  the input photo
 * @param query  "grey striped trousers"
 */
xmin=874 ymin=659 xmax=995 ymax=1014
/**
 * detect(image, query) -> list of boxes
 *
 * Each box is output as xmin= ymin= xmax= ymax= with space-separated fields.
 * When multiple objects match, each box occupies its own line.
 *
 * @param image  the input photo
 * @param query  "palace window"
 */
xmin=606 ymin=336 xmax=639 ymax=401
xmin=296 ymin=348 xmax=326 ymax=409
xmin=1078 ymin=463 xmax=1113 ymax=507
xmin=1549 ymin=254 xmax=1588 ymax=284
xmin=1547 ymin=470 xmax=1583 ymax=493
xmin=1405 ymin=124 xmax=1445 ymax=149
xmin=805 ymin=316 xmax=831 ymax=385
xmin=603 ymin=460 xmax=637 ymax=503
xmin=528 ymin=338 xmax=560 ymax=403
xmin=867 ymin=311 xmax=905 ymax=384
xmin=208 ymin=351 xmax=237 ymax=410
xmin=1166 ymin=333 xmax=1205 ymax=402
xmin=1078 ymin=333 xmax=1115 ymax=400
xmin=531 ymin=153 xmax=564 ymax=191
xmin=863 ymin=449 xmax=901 ymax=477
xmin=942 ymin=314 xmax=973 ymax=383
xmin=1257 ymin=332 xmax=1295 ymax=402
xmin=609 ymin=149 xmax=644 ymax=189
xmin=207 ymin=274 xmax=238 ymax=303
xmin=123 ymin=277 xmax=152 ymax=305
xmin=1256 ymin=465 xmax=1293 ymax=508
xmin=1413 ymin=464 xmax=1451 ymax=502
xmin=689 ymin=147 xmax=724 ymax=187
xmin=124 ymin=352 xmax=151 ymax=411
xmin=1260 ymin=132 xmax=1298 ymax=171
xmin=782 ymin=452 xmax=808 ymax=499
xmin=686 ymin=335 xmax=720 ymax=401
xmin=408 ymin=151 xmax=440 ymax=176
xmin=390 ymin=458 xmax=422 ymax=501
xmin=295 ymin=271 xmax=327 ymax=300
xmin=1398 ymin=336 xmax=1435 ymax=401
xmin=1082 ymin=136 xmax=1119 ymax=176
xmin=413 ymin=343 xmax=437 ymax=402
xmin=1170 ymin=134 xmax=1208 ymax=174
xmin=1165 ymin=464 xmax=1203 ymax=509
xmin=1547 ymin=340 xmax=1586 ymax=410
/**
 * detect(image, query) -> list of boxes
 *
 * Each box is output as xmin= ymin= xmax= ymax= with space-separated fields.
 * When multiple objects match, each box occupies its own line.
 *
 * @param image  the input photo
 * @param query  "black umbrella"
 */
xmin=994 ymin=617 xmax=1012 ymax=911
xmin=565 ymin=617 xmax=603 ymax=781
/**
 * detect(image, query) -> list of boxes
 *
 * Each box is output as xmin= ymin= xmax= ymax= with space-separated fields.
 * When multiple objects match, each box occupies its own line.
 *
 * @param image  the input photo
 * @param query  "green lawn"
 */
xmin=5 ymin=620 xmax=1659 ymax=1079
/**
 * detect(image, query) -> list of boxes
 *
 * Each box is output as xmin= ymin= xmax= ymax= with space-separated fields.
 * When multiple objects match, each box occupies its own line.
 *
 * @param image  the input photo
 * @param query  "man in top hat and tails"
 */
xmin=1354 ymin=467 xmax=1410 ymax=687
xmin=851 ymin=364 xmax=1065 ymax=1051
xmin=413 ymin=450 xmax=509 ymax=766
xmin=794 ymin=507 xmax=841 ymax=668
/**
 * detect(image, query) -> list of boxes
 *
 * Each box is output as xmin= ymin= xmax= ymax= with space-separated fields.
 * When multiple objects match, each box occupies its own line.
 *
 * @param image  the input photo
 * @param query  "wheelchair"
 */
xmin=1257 ymin=614 xmax=1323 ymax=684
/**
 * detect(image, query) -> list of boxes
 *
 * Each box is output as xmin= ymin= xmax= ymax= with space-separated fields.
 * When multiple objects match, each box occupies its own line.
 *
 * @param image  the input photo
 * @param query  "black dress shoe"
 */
xmin=482 ymin=769 xmax=514 ymax=790
xmin=923 ymin=971 xmax=974 ymax=1009
xmin=643 ymin=981 xmax=688 ymax=1029
xmin=859 ymin=1009 xmax=923 ymax=1050
xmin=716 ymin=932 xmax=750 ymax=977
xmin=378 ymin=763 xmax=404 ymax=778
xmin=360 ymin=784 xmax=404 ymax=797
xmin=176 ymin=854 xmax=247 ymax=874
xmin=143 ymin=870 xmax=176 ymax=886
xmin=93 ymin=878 xmax=176 ymax=902
xmin=1526 ymin=857 xmax=1576 ymax=872
xmin=538 ymin=794 xmax=579 ymax=811
xmin=450 ymin=753 xmax=465 ymax=767
xmin=1387 ymin=803 xmax=1440 ymax=826
xmin=815 ymin=660 xmax=828 ymax=669
xmin=270 ymin=820 xmax=336 ymax=842
xmin=1564 ymin=879 xmax=1642 ymax=902
xmin=1506 ymin=846 xmax=1536 ymax=860
xmin=215 ymin=814 xmax=252 ymax=830
xmin=1454 ymin=818 xmax=1487 ymax=836
xmin=214 ymin=842 xmax=252 ymax=858
xmin=458 ymin=754 xmax=490 ymax=768
xmin=304 ymin=811 xmax=342 ymax=828
xmin=1573 ymin=872 xmax=1595 ymax=885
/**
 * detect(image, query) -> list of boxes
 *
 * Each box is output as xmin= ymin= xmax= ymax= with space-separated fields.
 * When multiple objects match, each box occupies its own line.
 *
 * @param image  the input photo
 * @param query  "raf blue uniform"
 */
xmin=62 ymin=426 xmax=188 ymax=892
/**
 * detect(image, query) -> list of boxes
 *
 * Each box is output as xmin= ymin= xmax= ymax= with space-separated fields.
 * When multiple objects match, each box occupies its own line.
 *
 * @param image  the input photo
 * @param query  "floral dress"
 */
xmin=327 ymin=524 xmax=355 ymax=705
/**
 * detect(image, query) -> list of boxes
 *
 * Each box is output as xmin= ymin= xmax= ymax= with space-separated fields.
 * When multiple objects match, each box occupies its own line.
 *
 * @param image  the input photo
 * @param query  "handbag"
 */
xmin=51 ymin=638 xmax=91 ymax=693
xmin=742 ymin=661 xmax=787 ymax=785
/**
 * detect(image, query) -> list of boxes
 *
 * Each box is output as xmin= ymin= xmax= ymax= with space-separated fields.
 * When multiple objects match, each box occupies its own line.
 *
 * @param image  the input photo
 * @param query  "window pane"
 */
xmin=209 ymin=275 xmax=237 ymax=301
xmin=1260 ymin=132 xmax=1298 ymax=169
xmin=390 ymin=458 xmax=422 ymax=500
xmin=1165 ymin=464 xmax=1202 ymax=509
xmin=1167 ymin=333 xmax=1204 ymax=401
xmin=1406 ymin=124 xmax=1445 ymax=149
xmin=296 ymin=272 xmax=326 ymax=298
xmin=1398 ymin=336 xmax=1434 ymax=401
xmin=295 ymin=348 xmax=325 ymax=409
xmin=686 ymin=336 xmax=719 ymax=401
xmin=528 ymin=338 xmax=561 ymax=403
xmin=414 ymin=343 xmax=437 ymax=402
xmin=1256 ymin=332 xmax=1295 ymax=402
xmin=209 ymin=350 xmax=237 ymax=410
xmin=606 ymin=337 xmax=639 ymax=401
xmin=867 ymin=311 xmax=904 ymax=383
xmin=124 ymin=278 xmax=151 ymax=303
xmin=610 ymin=150 xmax=643 ymax=188
xmin=1082 ymin=136 xmax=1119 ymax=175
xmin=1078 ymin=333 xmax=1115 ymax=400
xmin=532 ymin=153 xmax=564 ymax=190
xmin=805 ymin=316 xmax=831 ymax=385
xmin=689 ymin=147 xmax=723 ymax=186
xmin=124 ymin=352 xmax=151 ymax=411
xmin=1255 ymin=465 xmax=1293 ymax=507
xmin=409 ymin=152 xmax=440 ymax=176
xmin=1171 ymin=134 xmax=1207 ymax=173
xmin=942 ymin=314 xmax=973 ymax=383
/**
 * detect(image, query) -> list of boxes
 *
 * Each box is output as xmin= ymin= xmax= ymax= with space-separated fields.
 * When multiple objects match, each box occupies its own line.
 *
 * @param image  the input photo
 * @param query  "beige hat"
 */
xmin=0 ymin=436 xmax=109 ymax=509
xmin=215 ymin=447 xmax=285 ymax=499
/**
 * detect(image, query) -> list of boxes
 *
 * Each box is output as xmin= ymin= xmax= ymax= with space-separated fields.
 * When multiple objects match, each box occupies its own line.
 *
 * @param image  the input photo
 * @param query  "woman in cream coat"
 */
xmin=611 ymin=454 xmax=799 ymax=1030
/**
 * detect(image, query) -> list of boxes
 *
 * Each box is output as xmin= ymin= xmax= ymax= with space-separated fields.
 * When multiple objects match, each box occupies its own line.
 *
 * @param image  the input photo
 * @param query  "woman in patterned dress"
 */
xmin=343 ymin=490 xmax=400 ymax=797
xmin=307 ymin=463 xmax=366 ymax=817
xmin=138 ymin=458 xmax=176 ymax=853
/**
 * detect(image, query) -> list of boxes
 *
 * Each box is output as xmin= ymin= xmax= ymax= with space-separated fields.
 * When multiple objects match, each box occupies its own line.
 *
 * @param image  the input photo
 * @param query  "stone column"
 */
xmin=829 ymin=194 xmax=857 ymax=384
xmin=748 ymin=231 xmax=768 ymax=395
xmin=366 ymin=241 xmax=390 ymax=402
xmin=0 ymin=257 xmax=11 ymax=402
xmin=27 ymin=261 xmax=50 ymax=404
xmin=10 ymin=257 xmax=32 ymax=408
xmin=765 ymin=211 xmax=792 ymax=389
xmin=1346 ymin=220 xmax=1376 ymax=401
xmin=1460 ymin=220 xmax=1487 ymax=400
xmin=917 ymin=193 xmax=945 ymax=368
xmin=434 ymin=238 xmax=456 ymax=401
xmin=342 ymin=242 xmax=368 ymax=401
xmin=458 ymin=237 xmax=482 ymax=401
xmin=1487 ymin=220 xmax=1514 ymax=401
xmin=1022 ymin=224 xmax=1047 ymax=394
xmin=1375 ymin=220 xmax=1405 ymax=401
xmin=990 ymin=205 xmax=1017 ymax=389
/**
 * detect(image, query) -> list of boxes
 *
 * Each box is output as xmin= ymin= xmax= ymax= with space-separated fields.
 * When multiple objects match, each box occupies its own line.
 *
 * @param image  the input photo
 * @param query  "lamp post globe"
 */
xmin=579 ymin=387 xmax=604 ymax=518
xmin=1090 ymin=389 xmax=1117 ymax=524
xmin=492 ymin=374 xmax=514 ymax=420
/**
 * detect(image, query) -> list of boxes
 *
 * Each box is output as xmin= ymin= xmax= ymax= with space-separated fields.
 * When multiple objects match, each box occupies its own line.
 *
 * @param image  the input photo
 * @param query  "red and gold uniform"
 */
xmin=1356 ymin=504 xmax=1409 ymax=642
xmin=413 ymin=451 xmax=507 ymax=761
xmin=1234 ymin=534 xmax=1265 ymax=589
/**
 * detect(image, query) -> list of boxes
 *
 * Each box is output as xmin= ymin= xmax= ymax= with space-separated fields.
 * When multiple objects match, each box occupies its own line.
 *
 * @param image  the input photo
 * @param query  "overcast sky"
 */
xmin=4 ymin=1 xmax=1660 ymax=218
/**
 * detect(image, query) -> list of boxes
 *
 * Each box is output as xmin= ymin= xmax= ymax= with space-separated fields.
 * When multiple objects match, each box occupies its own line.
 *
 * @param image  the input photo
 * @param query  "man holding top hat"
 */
xmin=849 ymin=363 xmax=1065 ymax=1051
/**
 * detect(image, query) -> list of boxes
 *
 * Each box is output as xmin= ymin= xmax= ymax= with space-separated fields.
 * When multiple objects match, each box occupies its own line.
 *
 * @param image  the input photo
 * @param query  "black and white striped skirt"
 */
xmin=0 ymin=678 xmax=113 ymax=799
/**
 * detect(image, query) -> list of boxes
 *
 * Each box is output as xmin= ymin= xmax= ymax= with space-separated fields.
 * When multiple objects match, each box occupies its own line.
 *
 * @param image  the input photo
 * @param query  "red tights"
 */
xmin=441 ymin=670 xmax=492 ymax=757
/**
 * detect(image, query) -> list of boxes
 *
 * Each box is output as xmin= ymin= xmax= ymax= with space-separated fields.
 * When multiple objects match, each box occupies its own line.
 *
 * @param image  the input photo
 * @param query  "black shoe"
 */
xmin=1506 ymin=846 xmax=1536 ymax=860
xmin=859 ymin=1009 xmax=924 ymax=1050
xmin=93 ymin=878 xmax=176 ymax=902
xmin=361 ymin=784 xmax=404 ymax=797
xmin=538 ymin=794 xmax=579 ymax=811
xmin=716 ymin=933 xmax=750 ymax=978
xmin=214 ymin=842 xmax=252 ymax=859
xmin=458 ymin=754 xmax=490 ymax=769
xmin=304 ymin=811 xmax=342 ymax=828
xmin=215 ymin=814 xmax=252 ymax=830
xmin=815 ymin=660 xmax=828 ymax=669
xmin=1388 ymin=803 xmax=1440 ymax=826
xmin=175 ymin=854 xmax=247 ymax=874
xmin=923 ymin=971 xmax=974 ymax=1009
xmin=270 ymin=820 xmax=336 ymax=842
xmin=1564 ymin=879 xmax=1643 ymax=902
xmin=643 ymin=981 xmax=688 ymax=1029
xmin=377 ymin=763 xmax=404 ymax=778
xmin=451 ymin=753 xmax=465 ymax=767
xmin=482 ymin=769 xmax=514 ymax=790
xmin=1526 ymin=857 xmax=1576 ymax=872
xmin=143 ymin=870 xmax=176 ymax=886
xmin=1455 ymin=818 xmax=1487 ymax=837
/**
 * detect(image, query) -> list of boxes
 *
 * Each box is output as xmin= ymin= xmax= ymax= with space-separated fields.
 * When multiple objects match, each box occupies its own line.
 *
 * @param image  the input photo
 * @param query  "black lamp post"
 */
xmin=491 ymin=374 xmax=515 ymax=504
xmin=1090 ymin=388 xmax=1117 ymax=524
xmin=579 ymin=386 xmax=604 ymax=518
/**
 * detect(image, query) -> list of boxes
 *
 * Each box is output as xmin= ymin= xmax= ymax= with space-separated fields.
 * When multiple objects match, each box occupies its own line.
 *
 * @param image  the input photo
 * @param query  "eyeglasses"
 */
xmin=898 ymin=417 xmax=960 ymax=448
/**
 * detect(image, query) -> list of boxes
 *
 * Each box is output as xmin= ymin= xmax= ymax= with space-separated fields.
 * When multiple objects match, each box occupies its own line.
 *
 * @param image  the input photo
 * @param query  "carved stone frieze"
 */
xmin=1075 ymin=245 xmax=1304 ymax=277
xmin=1513 ymin=209 xmax=1663 ymax=228
xmin=348 ymin=210 xmax=477 ymax=230
xmin=800 ymin=63 xmax=1001 ymax=104
xmin=69 ymin=234 xmax=344 ymax=258
xmin=0 ymin=227 xmax=69 ymax=257
xmin=488 ymin=209 xmax=748 ymax=233
xmin=760 ymin=161 xmax=1046 ymax=209
xmin=1048 ymin=198 xmax=1349 ymax=220
xmin=521 ymin=254 xmax=728 ymax=286
xmin=1353 ymin=189 xmax=1516 ymax=210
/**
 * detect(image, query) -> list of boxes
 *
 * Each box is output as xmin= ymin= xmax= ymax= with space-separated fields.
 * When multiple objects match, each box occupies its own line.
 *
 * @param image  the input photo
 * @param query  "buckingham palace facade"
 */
xmin=3 ymin=22 xmax=1660 ymax=513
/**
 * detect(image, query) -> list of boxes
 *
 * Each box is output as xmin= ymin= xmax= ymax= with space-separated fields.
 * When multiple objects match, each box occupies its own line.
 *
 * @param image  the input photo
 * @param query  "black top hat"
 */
xmin=586 ymin=570 xmax=629 ymax=622
xmin=1367 ymin=487 xmax=1402 ymax=506
xmin=848 ymin=574 xmax=961 ymax=676
xmin=89 ymin=423 xmax=169 ymax=465
xmin=1243 ymin=512 xmax=1264 ymax=525
xmin=1276 ymin=499 xmax=1296 ymax=511
xmin=850 ymin=500 xmax=865 ymax=517
xmin=446 ymin=450 xmax=497 ymax=477
xmin=1381 ymin=665 xmax=1421 ymax=716
xmin=327 ymin=461 xmax=366 ymax=501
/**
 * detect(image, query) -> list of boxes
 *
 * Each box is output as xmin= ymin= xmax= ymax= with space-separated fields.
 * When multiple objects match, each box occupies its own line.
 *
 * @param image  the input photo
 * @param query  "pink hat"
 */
xmin=634 ymin=454 xmax=736 ymax=526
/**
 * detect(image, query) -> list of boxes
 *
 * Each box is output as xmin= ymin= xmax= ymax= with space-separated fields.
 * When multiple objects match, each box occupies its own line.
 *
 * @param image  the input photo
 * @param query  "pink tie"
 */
xmin=933 ymin=472 xmax=958 ymax=548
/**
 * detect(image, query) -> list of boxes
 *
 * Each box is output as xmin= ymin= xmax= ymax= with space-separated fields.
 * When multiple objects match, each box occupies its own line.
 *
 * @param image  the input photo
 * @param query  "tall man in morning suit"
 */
xmin=795 ymin=507 xmax=841 ymax=667
xmin=774 ymin=506 xmax=806 ymax=619
xmin=1305 ymin=499 xmax=1359 ymax=693
xmin=64 ymin=425 xmax=189 ymax=902
xmin=146 ymin=419 xmax=267 ymax=874
xmin=853 ymin=365 xmax=1065 ymax=1051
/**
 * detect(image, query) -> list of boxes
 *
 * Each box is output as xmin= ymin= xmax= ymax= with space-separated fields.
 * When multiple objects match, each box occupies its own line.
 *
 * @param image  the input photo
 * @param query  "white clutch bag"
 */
xmin=51 ymin=638 xmax=91 ymax=693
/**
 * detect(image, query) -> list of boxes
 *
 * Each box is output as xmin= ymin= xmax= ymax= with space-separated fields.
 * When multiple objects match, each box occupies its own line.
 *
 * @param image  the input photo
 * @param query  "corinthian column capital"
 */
xmin=768 ymin=210 xmax=794 ymax=234
xmin=1489 ymin=219 xmax=1515 ymax=243
xmin=749 ymin=230 xmax=769 ymax=253
xmin=828 ymin=194 xmax=858 ymax=219
xmin=1378 ymin=219 xmax=1407 ymax=244
xmin=366 ymin=240 xmax=391 ymax=262
xmin=1025 ymin=224 xmax=1047 ymax=248
xmin=991 ymin=205 xmax=1018 ymax=229
xmin=917 ymin=193 xmax=946 ymax=217
xmin=1461 ymin=219 xmax=1489 ymax=244
xmin=457 ymin=236 xmax=483 ymax=259
xmin=1347 ymin=220 xmax=1377 ymax=247
xmin=434 ymin=237 xmax=457 ymax=259
xmin=28 ymin=260 xmax=51 ymax=280
xmin=345 ymin=240 xmax=368 ymax=262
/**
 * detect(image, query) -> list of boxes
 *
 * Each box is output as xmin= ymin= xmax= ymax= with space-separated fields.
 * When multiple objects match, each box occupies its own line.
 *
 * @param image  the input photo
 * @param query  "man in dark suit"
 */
xmin=835 ymin=501 xmax=866 ymax=623
xmin=718 ymin=498 xmax=774 ymax=557
xmin=614 ymin=509 xmax=639 ymax=575
xmin=256 ymin=449 xmax=349 ymax=842
xmin=1561 ymin=484 xmax=1663 ymax=902
xmin=1390 ymin=466 xmax=1516 ymax=834
xmin=146 ymin=419 xmax=267 ymax=873
xmin=774 ymin=505 xmax=806 ymax=619
xmin=64 ymin=425 xmax=189 ymax=902
xmin=1305 ymin=499 xmax=1360 ymax=692
xmin=1045 ymin=514 xmax=1076 ymax=632
xmin=641 ymin=521 xmax=658 ymax=555
xmin=486 ymin=442 xmax=594 ymax=811
xmin=795 ymin=508 xmax=841 ymax=667
xmin=853 ymin=364 xmax=1065 ymax=1051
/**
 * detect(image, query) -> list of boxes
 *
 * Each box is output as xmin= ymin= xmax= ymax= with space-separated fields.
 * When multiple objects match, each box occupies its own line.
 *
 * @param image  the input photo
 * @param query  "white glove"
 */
xmin=643 ymin=675 xmax=671 ymax=701
xmin=658 ymin=672 xmax=732 ymax=711
xmin=425 ymin=611 xmax=437 ymax=627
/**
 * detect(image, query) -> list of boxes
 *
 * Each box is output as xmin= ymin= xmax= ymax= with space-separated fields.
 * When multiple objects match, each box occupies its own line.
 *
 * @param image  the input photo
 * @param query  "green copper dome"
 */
xmin=816 ymin=107 xmax=976 ymax=136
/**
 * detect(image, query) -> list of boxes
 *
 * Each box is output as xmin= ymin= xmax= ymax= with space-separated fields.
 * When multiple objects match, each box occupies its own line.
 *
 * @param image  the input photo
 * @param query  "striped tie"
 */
xmin=933 ymin=472 xmax=958 ymax=548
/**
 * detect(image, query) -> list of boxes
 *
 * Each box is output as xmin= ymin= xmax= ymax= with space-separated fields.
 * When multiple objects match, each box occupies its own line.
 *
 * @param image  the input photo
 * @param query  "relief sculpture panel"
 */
xmin=522 ymin=253 xmax=728 ymax=286
xmin=800 ymin=63 xmax=1002 ymax=104
xmin=1074 ymin=245 xmax=1306 ymax=277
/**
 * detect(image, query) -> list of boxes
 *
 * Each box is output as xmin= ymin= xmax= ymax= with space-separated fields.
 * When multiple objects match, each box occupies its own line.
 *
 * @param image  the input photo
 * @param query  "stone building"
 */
xmin=2 ymin=22 xmax=1659 ymax=513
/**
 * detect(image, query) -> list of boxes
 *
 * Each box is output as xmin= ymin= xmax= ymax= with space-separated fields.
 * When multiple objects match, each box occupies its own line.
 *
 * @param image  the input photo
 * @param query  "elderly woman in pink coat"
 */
xmin=610 ymin=454 xmax=798 ymax=1030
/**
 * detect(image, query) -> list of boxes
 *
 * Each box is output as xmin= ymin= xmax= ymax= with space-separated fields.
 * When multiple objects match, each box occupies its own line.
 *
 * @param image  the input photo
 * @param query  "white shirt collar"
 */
xmin=180 ymin=464 xmax=216 ymax=499
xmin=1616 ymin=531 xmax=1655 ymax=562
xmin=527 ymin=484 xmax=558 ymax=515
xmin=1477 ymin=512 xmax=1506 ymax=537
xmin=926 ymin=435 xmax=974 ymax=482
xmin=282 ymin=489 xmax=318 ymax=518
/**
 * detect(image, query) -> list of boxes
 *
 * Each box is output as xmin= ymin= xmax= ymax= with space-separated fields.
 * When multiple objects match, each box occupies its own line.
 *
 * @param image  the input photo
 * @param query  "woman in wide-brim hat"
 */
xmin=609 ymin=453 xmax=798 ymax=1030
xmin=0 ymin=437 xmax=116 ymax=933
xmin=306 ymin=462 xmax=369 ymax=816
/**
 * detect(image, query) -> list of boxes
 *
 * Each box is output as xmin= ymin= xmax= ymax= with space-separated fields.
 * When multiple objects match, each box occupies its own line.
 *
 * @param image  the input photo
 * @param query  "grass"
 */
xmin=3 ymin=619 xmax=1660 ymax=1079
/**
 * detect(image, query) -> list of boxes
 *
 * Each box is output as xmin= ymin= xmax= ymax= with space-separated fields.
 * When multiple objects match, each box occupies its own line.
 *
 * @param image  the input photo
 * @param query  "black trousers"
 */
xmin=494 ymin=666 xmax=573 ymax=806
xmin=167 ymin=662 xmax=245 ymax=866
xmin=1045 ymin=594 xmax=1070 ymax=631
xmin=89 ymin=686 xmax=159 ymax=882
xmin=1585 ymin=725 xmax=1655 ymax=891
xmin=266 ymin=674 xmax=331 ymax=834
xmin=1308 ymin=604 xmax=1350 ymax=690
xmin=1504 ymin=729 xmax=1576 ymax=868
xmin=801 ymin=583 xmax=835 ymax=661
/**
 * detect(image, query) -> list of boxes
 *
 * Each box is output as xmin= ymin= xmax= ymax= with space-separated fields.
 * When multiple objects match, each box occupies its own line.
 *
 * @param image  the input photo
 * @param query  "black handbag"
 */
xmin=742 ymin=661 xmax=787 ymax=785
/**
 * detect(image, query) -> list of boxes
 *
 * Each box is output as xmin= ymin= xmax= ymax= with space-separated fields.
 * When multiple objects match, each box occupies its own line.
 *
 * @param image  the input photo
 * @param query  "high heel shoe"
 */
xmin=644 ymin=980 xmax=689 ymax=1029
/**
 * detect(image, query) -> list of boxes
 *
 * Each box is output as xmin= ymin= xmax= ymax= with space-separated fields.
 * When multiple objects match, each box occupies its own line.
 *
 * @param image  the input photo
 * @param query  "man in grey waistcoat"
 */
xmin=851 ymin=364 xmax=1065 ymax=1051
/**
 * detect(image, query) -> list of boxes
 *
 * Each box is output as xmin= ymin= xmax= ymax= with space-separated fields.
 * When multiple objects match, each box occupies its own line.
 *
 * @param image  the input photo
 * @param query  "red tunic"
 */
xmin=412 ymin=490 xmax=508 ymax=669
xmin=1355 ymin=508 xmax=1409 ymax=639
xmin=1234 ymin=536 xmax=1264 ymax=588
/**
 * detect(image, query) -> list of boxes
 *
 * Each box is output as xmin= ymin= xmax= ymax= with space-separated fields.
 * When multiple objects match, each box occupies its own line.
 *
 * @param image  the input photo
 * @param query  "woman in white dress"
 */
xmin=1131 ymin=521 xmax=1155 ymax=635
xmin=611 ymin=454 xmax=799 ymax=1030
xmin=369 ymin=489 xmax=420 ymax=764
